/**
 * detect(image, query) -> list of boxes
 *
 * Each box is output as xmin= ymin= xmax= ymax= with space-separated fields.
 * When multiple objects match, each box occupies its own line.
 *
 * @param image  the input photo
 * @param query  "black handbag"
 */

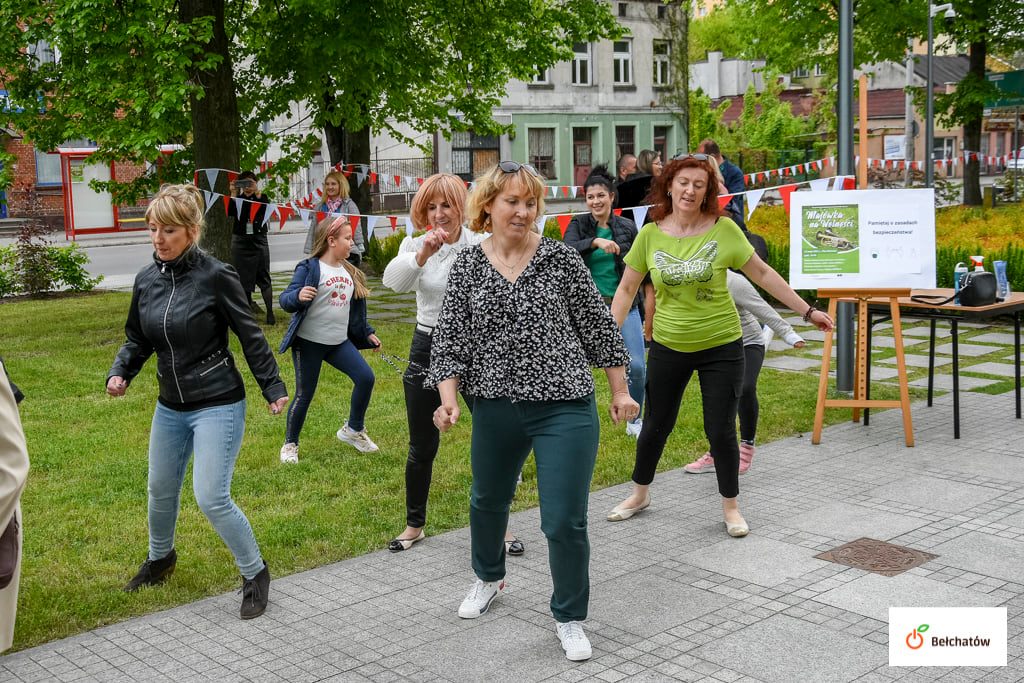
xmin=911 ymin=271 xmax=999 ymax=307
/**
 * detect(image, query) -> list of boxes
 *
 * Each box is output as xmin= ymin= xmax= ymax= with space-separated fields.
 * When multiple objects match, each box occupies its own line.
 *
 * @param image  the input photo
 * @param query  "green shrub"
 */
xmin=0 ymin=237 xmax=102 ymax=298
xmin=363 ymin=231 xmax=407 ymax=276
xmin=543 ymin=218 xmax=564 ymax=241
xmin=47 ymin=243 xmax=103 ymax=291
xmin=936 ymin=243 xmax=1024 ymax=292
xmin=0 ymin=246 xmax=16 ymax=298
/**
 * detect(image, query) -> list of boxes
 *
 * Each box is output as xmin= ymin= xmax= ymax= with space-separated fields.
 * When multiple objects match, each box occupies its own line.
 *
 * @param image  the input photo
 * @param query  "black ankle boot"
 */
xmin=263 ymin=292 xmax=275 ymax=324
xmin=124 ymin=549 xmax=177 ymax=592
xmin=240 ymin=563 xmax=270 ymax=619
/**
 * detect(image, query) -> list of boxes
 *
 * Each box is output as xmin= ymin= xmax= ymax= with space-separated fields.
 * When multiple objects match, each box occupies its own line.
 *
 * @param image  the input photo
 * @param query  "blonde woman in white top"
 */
xmin=383 ymin=174 xmax=524 ymax=555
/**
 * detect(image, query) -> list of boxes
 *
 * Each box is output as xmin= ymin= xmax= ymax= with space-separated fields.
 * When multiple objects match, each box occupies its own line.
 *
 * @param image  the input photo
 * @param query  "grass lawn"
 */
xmin=0 ymin=290 xmax=903 ymax=650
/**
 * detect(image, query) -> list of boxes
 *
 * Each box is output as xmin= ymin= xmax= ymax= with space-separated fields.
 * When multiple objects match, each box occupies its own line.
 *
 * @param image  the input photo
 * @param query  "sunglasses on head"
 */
xmin=498 ymin=160 xmax=541 ymax=177
xmin=671 ymin=153 xmax=711 ymax=162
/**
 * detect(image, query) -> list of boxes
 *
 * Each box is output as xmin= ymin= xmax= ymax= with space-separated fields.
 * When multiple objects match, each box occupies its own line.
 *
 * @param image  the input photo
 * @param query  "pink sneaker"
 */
xmin=739 ymin=442 xmax=755 ymax=474
xmin=684 ymin=452 xmax=715 ymax=474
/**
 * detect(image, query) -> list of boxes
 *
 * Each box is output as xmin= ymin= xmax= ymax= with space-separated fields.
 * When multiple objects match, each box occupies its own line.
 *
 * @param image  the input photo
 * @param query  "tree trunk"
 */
xmin=322 ymin=90 xmax=372 ymax=248
xmin=323 ymin=120 xmax=372 ymax=213
xmin=962 ymin=39 xmax=986 ymax=206
xmin=180 ymin=0 xmax=240 ymax=262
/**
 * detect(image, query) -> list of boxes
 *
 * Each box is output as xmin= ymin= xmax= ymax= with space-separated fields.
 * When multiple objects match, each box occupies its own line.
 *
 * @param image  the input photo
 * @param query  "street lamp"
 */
xmin=925 ymin=3 xmax=956 ymax=188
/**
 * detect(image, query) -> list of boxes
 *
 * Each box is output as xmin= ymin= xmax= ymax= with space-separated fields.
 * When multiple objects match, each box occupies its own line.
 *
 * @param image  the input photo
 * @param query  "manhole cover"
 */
xmin=814 ymin=537 xmax=938 ymax=576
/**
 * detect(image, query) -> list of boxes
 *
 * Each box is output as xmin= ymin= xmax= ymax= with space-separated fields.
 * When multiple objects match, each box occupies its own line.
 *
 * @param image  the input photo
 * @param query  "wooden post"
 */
xmin=812 ymin=288 xmax=915 ymax=447
xmin=858 ymin=74 xmax=869 ymax=189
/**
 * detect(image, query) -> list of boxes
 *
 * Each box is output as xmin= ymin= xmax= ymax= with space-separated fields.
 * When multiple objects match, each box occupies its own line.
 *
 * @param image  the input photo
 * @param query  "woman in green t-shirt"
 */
xmin=605 ymin=154 xmax=834 ymax=538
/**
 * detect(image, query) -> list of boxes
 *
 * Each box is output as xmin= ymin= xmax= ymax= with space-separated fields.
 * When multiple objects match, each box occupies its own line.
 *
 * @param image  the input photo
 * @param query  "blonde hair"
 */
xmin=637 ymin=149 xmax=660 ymax=175
xmin=145 ymin=184 xmax=204 ymax=244
xmin=310 ymin=217 xmax=369 ymax=298
xmin=410 ymin=173 xmax=468 ymax=230
xmin=323 ymin=171 xmax=351 ymax=199
xmin=465 ymin=164 xmax=545 ymax=233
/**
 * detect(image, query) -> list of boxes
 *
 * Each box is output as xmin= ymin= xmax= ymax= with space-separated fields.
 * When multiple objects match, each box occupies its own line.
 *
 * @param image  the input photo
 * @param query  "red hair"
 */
xmin=647 ymin=156 xmax=724 ymax=222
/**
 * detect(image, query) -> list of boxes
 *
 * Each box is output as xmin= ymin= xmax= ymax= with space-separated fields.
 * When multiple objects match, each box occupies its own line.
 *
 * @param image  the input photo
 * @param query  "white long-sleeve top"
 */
xmin=381 ymin=228 xmax=486 ymax=327
xmin=727 ymin=271 xmax=804 ymax=348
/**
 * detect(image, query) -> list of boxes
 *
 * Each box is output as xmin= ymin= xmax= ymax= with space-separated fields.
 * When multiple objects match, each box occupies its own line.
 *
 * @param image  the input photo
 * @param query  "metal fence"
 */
xmin=368 ymin=157 xmax=436 ymax=212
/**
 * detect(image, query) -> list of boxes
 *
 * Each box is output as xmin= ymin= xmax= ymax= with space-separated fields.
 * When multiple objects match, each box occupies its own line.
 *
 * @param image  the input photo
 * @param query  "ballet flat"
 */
xmin=388 ymin=530 xmax=425 ymax=552
xmin=606 ymin=494 xmax=651 ymax=522
xmin=726 ymin=518 xmax=749 ymax=538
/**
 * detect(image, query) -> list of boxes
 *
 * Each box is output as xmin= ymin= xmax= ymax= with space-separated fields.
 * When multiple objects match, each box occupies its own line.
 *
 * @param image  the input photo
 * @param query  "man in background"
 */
xmin=615 ymin=154 xmax=637 ymax=187
xmin=698 ymin=139 xmax=746 ymax=229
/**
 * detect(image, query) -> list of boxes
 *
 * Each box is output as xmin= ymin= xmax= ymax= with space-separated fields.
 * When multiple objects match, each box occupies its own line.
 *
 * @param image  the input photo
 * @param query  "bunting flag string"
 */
xmin=195 ymin=147 xmax=1008 ymax=216
xmin=191 ymin=160 xmax=874 ymax=239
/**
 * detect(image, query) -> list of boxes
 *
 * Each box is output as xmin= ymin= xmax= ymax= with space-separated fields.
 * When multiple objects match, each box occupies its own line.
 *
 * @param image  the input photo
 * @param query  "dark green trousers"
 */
xmin=470 ymin=393 xmax=599 ymax=623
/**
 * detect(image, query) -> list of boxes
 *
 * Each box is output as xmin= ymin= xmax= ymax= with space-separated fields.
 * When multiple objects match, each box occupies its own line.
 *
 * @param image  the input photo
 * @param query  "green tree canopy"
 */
xmin=0 ymin=0 xmax=620 ymax=257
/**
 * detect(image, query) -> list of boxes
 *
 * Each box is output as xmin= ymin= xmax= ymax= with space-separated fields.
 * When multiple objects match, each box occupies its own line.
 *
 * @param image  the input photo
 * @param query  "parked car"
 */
xmin=1008 ymin=147 xmax=1024 ymax=171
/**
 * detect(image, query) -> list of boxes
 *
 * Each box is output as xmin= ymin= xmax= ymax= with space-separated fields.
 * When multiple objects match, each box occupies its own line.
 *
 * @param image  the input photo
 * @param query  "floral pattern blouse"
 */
xmin=426 ymin=237 xmax=630 ymax=402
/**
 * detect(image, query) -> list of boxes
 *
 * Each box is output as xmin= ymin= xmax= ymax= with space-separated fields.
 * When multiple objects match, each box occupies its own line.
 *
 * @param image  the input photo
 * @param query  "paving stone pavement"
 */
xmin=5 ymin=275 xmax=1018 ymax=682
xmin=1 ymin=390 xmax=1021 ymax=682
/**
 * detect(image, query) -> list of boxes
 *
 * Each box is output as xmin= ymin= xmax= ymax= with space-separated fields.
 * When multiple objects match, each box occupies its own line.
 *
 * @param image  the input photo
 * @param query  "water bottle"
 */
xmin=953 ymin=262 xmax=968 ymax=305
xmin=994 ymin=260 xmax=1010 ymax=300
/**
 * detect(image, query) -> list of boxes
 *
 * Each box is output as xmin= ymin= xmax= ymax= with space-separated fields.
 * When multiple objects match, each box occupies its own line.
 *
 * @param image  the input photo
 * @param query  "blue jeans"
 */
xmin=621 ymin=306 xmax=647 ymax=420
xmin=286 ymin=337 xmax=375 ymax=443
xmin=147 ymin=399 xmax=264 ymax=579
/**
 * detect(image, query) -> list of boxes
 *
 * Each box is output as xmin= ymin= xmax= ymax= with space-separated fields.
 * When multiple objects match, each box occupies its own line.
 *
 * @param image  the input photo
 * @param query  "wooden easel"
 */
xmin=811 ymin=288 xmax=915 ymax=446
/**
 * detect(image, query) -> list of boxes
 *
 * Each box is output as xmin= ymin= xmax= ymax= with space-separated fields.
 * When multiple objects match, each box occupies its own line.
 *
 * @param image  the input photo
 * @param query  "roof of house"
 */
xmin=855 ymin=89 xmax=908 ymax=119
xmin=913 ymin=54 xmax=970 ymax=86
xmin=711 ymin=87 xmax=817 ymax=125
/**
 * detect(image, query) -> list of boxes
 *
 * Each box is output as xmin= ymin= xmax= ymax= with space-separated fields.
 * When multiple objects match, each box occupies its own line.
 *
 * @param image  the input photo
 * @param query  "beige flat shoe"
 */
xmin=726 ymin=517 xmax=749 ymax=538
xmin=388 ymin=530 xmax=425 ymax=552
xmin=606 ymin=493 xmax=651 ymax=522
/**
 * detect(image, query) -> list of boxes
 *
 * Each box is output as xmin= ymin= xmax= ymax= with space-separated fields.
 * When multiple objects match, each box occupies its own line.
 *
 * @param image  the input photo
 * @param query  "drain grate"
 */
xmin=814 ymin=537 xmax=938 ymax=577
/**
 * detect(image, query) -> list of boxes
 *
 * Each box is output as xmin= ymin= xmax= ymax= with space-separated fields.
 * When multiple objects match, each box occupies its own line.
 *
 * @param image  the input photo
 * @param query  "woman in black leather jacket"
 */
xmin=107 ymin=184 xmax=289 ymax=620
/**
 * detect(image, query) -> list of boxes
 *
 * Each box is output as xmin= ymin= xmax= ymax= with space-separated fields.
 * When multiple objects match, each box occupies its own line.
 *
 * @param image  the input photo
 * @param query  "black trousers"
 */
xmin=231 ymin=234 xmax=272 ymax=305
xmin=402 ymin=329 xmax=472 ymax=528
xmin=633 ymin=338 xmax=744 ymax=498
xmin=739 ymin=344 xmax=765 ymax=444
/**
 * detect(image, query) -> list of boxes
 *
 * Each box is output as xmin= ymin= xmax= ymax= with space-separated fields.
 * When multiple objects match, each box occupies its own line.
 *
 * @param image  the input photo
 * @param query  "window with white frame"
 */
xmin=792 ymin=66 xmax=810 ymax=78
xmin=814 ymin=64 xmax=825 ymax=76
xmin=613 ymin=40 xmax=632 ymax=85
xmin=532 ymin=67 xmax=549 ymax=85
xmin=571 ymin=43 xmax=591 ymax=86
xmin=653 ymin=41 xmax=671 ymax=87
xmin=34 ymin=150 xmax=62 ymax=186
xmin=528 ymin=128 xmax=557 ymax=179
xmin=35 ymin=138 xmax=95 ymax=186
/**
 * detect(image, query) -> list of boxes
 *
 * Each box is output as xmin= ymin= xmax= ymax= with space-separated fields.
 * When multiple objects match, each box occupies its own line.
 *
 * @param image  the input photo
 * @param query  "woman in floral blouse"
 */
xmin=427 ymin=161 xmax=638 ymax=663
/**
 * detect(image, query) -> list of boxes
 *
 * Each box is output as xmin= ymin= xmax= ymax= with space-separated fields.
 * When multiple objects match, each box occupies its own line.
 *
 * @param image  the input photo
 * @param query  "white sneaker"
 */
xmin=457 ymin=579 xmax=505 ymax=619
xmin=279 ymin=442 xmax=299 ymax=464
xmin=555 ymin=621 xmax=592 ymax=661
xmin=336 ymin=423 xmax=379 ymax=453
xmin=625 ymin=420 xmax=642 ymax=438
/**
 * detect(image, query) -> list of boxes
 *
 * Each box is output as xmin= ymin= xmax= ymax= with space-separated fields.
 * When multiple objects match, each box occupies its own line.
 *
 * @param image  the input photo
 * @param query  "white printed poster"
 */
xmin=789 ymin=189 xmax=936 ymax=289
